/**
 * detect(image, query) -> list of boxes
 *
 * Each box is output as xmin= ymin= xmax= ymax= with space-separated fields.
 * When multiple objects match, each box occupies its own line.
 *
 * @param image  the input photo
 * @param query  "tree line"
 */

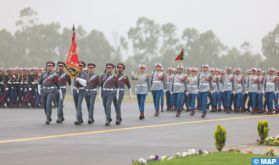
xmin=0 ymin=7 xmax=279 ymax=73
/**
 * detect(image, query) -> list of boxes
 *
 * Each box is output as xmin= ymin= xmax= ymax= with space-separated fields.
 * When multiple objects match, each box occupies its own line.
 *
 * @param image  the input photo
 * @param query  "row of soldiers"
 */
xmin=2 ymin=62 xmax=279 ymax=126
xmin=0 ymin=68 xmax=44 ymax=108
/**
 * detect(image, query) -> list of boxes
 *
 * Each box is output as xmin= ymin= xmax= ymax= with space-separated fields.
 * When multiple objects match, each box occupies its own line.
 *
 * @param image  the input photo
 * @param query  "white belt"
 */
xmin=60 ymin=86 xmax=66 ymax=89
xmin=86 ymin=89 xmax=97 ymax=92
xmin=118 ymin=89 xmax=125 ymax=91
xmin=74 ymin=87 xmax=84 ymax=90
xmin=137 ymin=84 xmax=147 ymax=87
xmin=103 ymin=88 xmax=116 ymax=91
xmin=153 ymin=81 xmax=162 ymax=83
xmin=43 ymin=87 xmax=56 ymax=90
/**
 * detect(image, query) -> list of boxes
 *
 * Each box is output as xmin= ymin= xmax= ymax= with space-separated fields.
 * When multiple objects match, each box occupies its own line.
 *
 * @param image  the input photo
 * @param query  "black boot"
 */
xmin=74 ymin=119 xmax=83 ymax=125
xmin=190 ymin=111 xmax=195 ymax=116
xmin=88 ymin=117 xmax=94 ymax=124
xmin=45 ymin=117 xmax=52 ymax=125
xmin=105 ymin=119 xmax=112 ymax=126
xmin=201 ymin=111 xmax=206 ymax=118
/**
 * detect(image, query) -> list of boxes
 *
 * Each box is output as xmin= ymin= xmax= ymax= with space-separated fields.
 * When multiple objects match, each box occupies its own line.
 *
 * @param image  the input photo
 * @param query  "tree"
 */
xmin=128 ymin=17 xmax=161 ymax=65
xmin=16 ymin=7 xmax=38 ymax=31
xmin=0 ymin=29 xmax=17 ymax=67
xmin=182 ymin=29 xmax=225 ymax=67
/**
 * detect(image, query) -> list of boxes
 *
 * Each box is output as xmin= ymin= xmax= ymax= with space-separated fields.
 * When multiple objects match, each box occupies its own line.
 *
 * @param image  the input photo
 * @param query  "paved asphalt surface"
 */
xmin=0 ymin=102 xmax=278 ymax=165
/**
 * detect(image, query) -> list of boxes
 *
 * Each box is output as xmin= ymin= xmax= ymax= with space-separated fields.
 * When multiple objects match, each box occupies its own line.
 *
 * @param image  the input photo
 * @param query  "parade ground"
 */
xmin=0 ymin=101 xmax=278 ymax=165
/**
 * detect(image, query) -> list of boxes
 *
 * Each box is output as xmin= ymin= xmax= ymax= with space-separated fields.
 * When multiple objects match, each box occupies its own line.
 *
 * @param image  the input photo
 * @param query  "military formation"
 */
xmin=1 ymin=62 xmax=278 ymax=126
xmin=0 ymin=67 xmax=44 ymax=108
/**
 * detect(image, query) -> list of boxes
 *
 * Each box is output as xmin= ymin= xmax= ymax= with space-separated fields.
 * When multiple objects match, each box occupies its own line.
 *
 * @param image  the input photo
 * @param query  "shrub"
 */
xmin=214 ymin=124 xmax=227 ymax=152
xmin=257 ymin=120 xmax=269 ymax=144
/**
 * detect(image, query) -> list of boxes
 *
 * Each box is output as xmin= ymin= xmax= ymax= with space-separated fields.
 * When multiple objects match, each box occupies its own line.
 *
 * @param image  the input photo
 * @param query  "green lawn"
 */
xmin=147 ymin=152 xmax=276 ymax=165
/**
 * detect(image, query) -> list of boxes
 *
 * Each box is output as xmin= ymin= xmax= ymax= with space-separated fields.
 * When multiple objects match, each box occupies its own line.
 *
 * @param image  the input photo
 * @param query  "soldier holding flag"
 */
xmin=72 ymin=61 xmax=88 ymax=125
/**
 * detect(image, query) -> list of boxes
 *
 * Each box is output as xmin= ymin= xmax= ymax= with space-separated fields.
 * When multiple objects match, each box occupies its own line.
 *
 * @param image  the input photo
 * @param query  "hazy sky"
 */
xmin=1 ymin=0 xmax=279 ymax=53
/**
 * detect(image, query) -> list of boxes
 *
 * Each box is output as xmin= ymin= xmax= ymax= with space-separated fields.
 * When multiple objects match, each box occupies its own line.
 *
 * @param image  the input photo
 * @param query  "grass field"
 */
xmin=147 ymin=152 xmax=277 ymax=165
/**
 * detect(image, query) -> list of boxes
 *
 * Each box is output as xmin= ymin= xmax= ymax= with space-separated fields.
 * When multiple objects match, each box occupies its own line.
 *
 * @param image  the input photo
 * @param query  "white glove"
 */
xmin=245 ymin=91 xmax=248 ymax=94
xmin=233 ymin=91 xmax=236 ymax=95
xmin=148 ymin=92 xmax=151 ymax=96
xmin=59 ymin=89 xmax=63 ymax=101
xmin=76 ymin=78 xmax=87 ymax=87
xmin=116 ymin=89 xmax=120 ymax=100
xmin=38 ymin=85 xmax=41 ymax=95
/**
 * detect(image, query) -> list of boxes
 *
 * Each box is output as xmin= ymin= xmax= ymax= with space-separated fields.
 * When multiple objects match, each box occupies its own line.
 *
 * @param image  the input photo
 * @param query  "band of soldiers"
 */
xmin=1 ymin=62 xmax=278 ymax=125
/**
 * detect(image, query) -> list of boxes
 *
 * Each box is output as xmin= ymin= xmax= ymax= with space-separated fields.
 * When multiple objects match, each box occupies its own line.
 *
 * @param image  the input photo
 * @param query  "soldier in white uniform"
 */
xmin=150 ymin=63 xmax=166 ymax=116
xmin=198 ymin=64 xmax=212 ymax=118
xmin=222 ymin=67 xmax=234 ymax=113
xmin=210 ymin=68 xmax=220 ymax=112
xmin=172 ymin=65 xmax=187 ymax=117
xmin=233 ymin=67 xmax=245 ymax=112
xmin=257 ymin=68 xmax=264 ymax=113
xmin=187 ymin=67 xmax=199 ymax=116
xmin=263 ymin=67 xmax=277 ymax=114
xmin=131 ymin=64 xmax=151 ymax=120
xmin=247 ymin=68 xmax=259 ymax=114
xmin=165 ymin=67 xmax=175 ymax=111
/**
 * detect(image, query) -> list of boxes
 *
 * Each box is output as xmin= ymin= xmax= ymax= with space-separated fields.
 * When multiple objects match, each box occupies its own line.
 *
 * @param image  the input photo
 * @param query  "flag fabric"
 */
xmin=175 ymin=49 xmax=184 ymax=61
xmin=64 ymin=25 xmax=80 ymax=78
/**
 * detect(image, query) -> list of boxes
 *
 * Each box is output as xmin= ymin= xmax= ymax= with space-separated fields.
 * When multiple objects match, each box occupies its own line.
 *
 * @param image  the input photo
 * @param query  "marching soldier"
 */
xmin=257 ymin=68 xmax=264 ymax=113
xmin=73 ymin=61 xmax=88 ymax=125
xmin=263 ymin=68 xmax=277 ymax=114
xmin=210 ymin=68 xmax=220 ymax=112
xmin=38 ymin=61 xmax=62 ymax=124
xmin=184 ymin=67 xmax=191 ymax=111
xmin=113 ymin=63 xmax=131 ymax=125
xmin=247 ymin=68 xmax=259 ymax=114
xmin=131 ymin=64 xmax=151 ymax=120
xmin=166 ymin=67 xmax=175 ymax=111
xmin=150 ymin=63 xmax=166 ymax=116
xmin=197 ymin=64 xmax=212 ymax=118
xmin=172 ymin=65 xmax=187 ymax=117
xmin=243 ymin=70 xmax=250 ymax=112
xmin=233 ymin=67 xmax=245 ymax=112
xmin=85 ymin=63 xmax=100 ymax=124
xmin=222 ymin=67 xmax=234 ymax=113
xmin=101 ymin=63 xmax=118 ymax=126
xmin=56 ymin=61 xmax=71 ymax=123
xmin=187 ymin=67 xmax=199 ymax=115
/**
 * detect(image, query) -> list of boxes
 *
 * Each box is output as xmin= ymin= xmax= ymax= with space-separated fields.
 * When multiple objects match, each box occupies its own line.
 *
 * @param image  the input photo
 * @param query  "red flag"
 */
xmin=64 ymin=25 xmax=80 ymax=78
xmin=175 ymin=49 xmax=184 ymax=61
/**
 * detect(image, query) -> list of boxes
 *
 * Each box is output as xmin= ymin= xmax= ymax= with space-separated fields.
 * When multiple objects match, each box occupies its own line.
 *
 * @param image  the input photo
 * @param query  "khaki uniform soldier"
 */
xmin=85 ymin=63 xmax=100 ymax=124
xmin=38 ymin=61 xmax=61 ymax=125
xmin=73 ymin=61 xmax=89 ymax=125
xmin=56 ymin=61 xmax=71 ymax=123
xmin=113 ymin=63 xmax=131 ymax=125
xmin=101 ymin=63 xmax=118 ymax=126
